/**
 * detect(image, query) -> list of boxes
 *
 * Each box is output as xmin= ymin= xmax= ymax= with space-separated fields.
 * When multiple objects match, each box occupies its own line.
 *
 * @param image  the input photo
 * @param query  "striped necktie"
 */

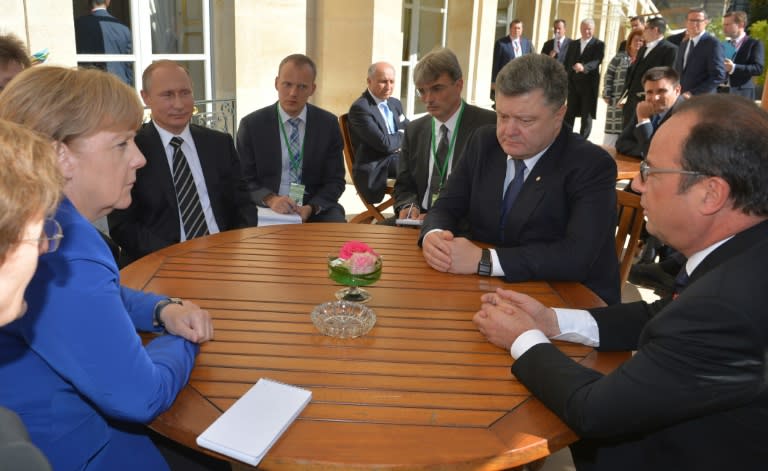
xmin=170 ymin=136 xmax=209 ymax=240
xmin=288 ymin=117 xmax=302 ymax=183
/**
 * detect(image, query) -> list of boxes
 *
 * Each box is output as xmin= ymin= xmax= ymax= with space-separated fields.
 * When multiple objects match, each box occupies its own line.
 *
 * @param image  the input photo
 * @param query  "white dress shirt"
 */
xmin=153 ymin=122 xmax=220 ymax=240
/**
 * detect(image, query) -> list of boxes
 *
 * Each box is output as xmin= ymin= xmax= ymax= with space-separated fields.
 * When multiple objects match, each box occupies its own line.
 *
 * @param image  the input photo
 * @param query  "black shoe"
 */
xmin=628 ymin=262 xmax=676 ymax=297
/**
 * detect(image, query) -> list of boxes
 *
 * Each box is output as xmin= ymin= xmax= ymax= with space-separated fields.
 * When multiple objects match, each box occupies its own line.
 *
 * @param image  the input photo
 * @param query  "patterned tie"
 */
xmin=500 ymin=159 xmax=527 ymax=226
xmin=428 ymin=124 xmax=450 ymax=208
xmin=170 ymin=137 xmax=209 ymax=240
xmin=288 ymin=117 xmax=302 ymax=183
xmin=514 ymin=40 xmax=521 ymax=57
xmin=379 ymin=102 xmax=395 ymax=133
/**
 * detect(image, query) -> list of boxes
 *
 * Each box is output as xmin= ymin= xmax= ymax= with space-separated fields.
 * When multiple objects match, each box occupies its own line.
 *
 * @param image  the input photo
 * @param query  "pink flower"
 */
xmin=348 ymin=252 xmax=379 ymax=275
xmin=339 ymin=240 xmax=378 ymax=260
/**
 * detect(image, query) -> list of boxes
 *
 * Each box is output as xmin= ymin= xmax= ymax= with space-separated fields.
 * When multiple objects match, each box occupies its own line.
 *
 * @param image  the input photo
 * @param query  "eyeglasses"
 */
xmin=415 ymin=82 xmax=454 ymax=98
xmin=639 ymin=160 xmax=704 ymax=183
xmin=22 ymin=218 xmax=63 ymax=254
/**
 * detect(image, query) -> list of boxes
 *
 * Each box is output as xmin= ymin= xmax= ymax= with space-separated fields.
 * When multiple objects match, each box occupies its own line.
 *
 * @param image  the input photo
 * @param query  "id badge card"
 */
xmin=289 ymin=183 xmax=305 ymax=204
xmin=431 ymin=190 xmax=440 ymax=207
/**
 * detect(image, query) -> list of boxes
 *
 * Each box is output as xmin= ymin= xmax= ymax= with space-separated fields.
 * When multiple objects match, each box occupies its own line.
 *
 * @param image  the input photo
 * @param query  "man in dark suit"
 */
xmin=722 ymin=10 xmax=765 ymax=99
xmin=540 ymin=19 xmax=571 ymax=65
xmin=621 ymin=17 xmax=677 ymax=130
xmin=74 ymin=0 xmax=133 ymax=86
xmin=348 ymin=62 xmax=409 ymax=204
xmin=491 ymin=19 xmax=534 ymax=100
xmin=420 ymin=54 xmax=620 ymax=305
xmin=474 ymin=94 xmax=768 ymax=471
xmin=616 ymin=67 xmax=683 ymax=158
xmin=563 ymin=18 xmax=605 ymax=138
xmin=674 ymin=7 xmax=726 ymax=96
xmin=393 ymin=48 xmax=496 ymax=222
xmin=108 ymin=60 xmax=258 ymax=262
xmin=237 ymin=54 xmax=346 ymax=223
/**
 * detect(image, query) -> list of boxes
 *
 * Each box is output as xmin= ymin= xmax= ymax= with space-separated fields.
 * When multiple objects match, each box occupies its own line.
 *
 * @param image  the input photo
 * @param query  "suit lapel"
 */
xmin=143 ymin=122 xmax=179 ymax=211
xmin=689 ymin=219 xmax=768 ymax=284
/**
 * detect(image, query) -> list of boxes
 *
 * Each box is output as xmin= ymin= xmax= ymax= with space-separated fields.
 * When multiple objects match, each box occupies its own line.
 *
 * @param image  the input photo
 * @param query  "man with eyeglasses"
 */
xmin=617 ymin=66 xmax=683 ymax=158
xmin=620 ymin=17 xmax=678 ymax=131
xmin=674 ymin=7 xmax=726 ymax=96
xmin=237 ymin=54 xmax=346 ymax=223
xmin=474 ymin=94 xmax=768 ymax=470
xmin=420 ymin=54 xmax=620 ymax=305
xmin=393 ymin=48 xmax=495 ymax=222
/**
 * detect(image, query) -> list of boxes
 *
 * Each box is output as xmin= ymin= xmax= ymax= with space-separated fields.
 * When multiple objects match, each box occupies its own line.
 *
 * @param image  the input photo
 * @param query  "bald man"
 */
xmin=348 ymin=62 xmax=409 ymax=203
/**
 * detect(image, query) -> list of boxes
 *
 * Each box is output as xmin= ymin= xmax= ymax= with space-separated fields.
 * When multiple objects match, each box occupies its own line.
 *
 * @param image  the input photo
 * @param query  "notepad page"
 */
xmin=257 ymin=207 xmax=302 ymax=226
xmin=196 ymin=378 xmax=312 ymax=466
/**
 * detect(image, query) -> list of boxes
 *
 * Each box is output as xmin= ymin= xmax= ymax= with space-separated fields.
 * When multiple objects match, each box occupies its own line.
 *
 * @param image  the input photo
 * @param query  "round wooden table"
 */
xmin=122 ymin=224 xmax=628 ymax=470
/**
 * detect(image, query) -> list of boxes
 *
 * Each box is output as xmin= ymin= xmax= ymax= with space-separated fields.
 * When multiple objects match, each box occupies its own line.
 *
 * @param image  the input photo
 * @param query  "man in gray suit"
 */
xmin=393 ymin=48 xmax=496 ymax=221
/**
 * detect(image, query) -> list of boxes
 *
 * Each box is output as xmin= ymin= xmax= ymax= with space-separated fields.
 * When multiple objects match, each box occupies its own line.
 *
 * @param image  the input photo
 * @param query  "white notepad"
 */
xmin=196 ymin=378 xmax=312 ymax=466
xmin=257 ymin=207 xmax=302 ymax=226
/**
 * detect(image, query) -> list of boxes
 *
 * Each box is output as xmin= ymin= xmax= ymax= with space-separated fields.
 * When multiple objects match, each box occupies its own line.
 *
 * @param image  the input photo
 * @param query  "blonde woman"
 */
xmin=0 ymin=67 xmax=214 ymax=471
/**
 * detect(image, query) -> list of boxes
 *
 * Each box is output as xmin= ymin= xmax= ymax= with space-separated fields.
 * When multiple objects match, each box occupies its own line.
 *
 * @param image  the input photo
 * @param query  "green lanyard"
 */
xmin=276 ymin=104 xmax=305 ymax=180
xmin=431 ymin=102 xmax=465 ymax=187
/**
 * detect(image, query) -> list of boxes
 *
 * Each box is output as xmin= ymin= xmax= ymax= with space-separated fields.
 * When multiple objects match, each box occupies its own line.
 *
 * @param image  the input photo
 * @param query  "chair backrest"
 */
xmin=615 ymin=189 xmax=645 ymax=285
xmin=339 ymin=113 xmax=356 ymax=172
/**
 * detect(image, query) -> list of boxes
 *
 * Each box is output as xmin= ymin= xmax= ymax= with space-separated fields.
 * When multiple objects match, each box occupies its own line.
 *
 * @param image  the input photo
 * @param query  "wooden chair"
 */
xmin=615 ymin=189 xmax=645 ymax=285
xmin=339 ymin=113 xmax=395 ymax=224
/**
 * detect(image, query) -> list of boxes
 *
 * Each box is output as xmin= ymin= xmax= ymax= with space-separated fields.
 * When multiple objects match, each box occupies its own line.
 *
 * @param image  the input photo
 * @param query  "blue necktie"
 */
xmin=288 ymin=117 xmax=302 ymax=183
xmin=651 ymin=114 xmax=661 ymax=130
xmin=379 ymin=102 xmax=395 ymax=133
xmin=499 ymin=159 xmax=526 ymax=236
xmin=672 ymin=267 xmax=689 ymax=299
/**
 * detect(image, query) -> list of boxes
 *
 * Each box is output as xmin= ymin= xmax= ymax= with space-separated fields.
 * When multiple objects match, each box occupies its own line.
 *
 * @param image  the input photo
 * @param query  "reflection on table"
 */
xmin=122 ymin=223 xmax=629 ymax=470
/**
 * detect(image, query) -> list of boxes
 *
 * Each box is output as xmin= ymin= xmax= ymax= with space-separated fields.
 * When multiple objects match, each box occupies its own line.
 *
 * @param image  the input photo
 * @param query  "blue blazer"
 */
xmin=0 ymin=198 xmax=198 ymax=471
xmin=348 ymin=90 xmax=409 ymax=203
xmin=492 ymin=36 xmax=535 ymax=81
xmin=236 ymin=102 xmax=346 ymax=211
xmin=421 ymin=125 xmax=620 ymax=305
xmin=674 ymin=33 xmax=726 ymax=95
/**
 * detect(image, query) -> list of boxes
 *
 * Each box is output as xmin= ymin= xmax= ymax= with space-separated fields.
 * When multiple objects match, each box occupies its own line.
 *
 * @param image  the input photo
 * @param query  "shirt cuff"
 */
xmin=635 ymin=119 xmax=651 ymax=128
xmin=489 ymin=249 xmax=505 ymax=277
xmin=510 ymin=329 xmax=550 ymax=359
xmin=551 ymin=308 xmax=600 ymax=347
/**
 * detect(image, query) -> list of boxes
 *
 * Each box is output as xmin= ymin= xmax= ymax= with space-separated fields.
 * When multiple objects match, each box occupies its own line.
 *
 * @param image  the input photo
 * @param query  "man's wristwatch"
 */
xmin=477 ymin=248 xmax=492 ymax=276
xmin=153 ymin=297 xmax=183 ymax=328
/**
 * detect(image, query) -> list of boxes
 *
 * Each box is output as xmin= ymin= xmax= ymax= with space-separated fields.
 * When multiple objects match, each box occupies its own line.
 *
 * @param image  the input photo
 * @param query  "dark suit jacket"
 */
xmin=541 ymin=37 xmax=571 ymax=64
xmin=615 ymin=96 xmax=684 ymax=158
xmin=108 ymin=122 xmax=258 ymax=262
xmin=236 ymin=102 xmax=346 ymax=211
xmin=674 ymin=32 xmax=726 ymax=95
xmin=421 ymin=125 xmax=620 ymax=305
xmin=564 ymin=37 xmax=606 ymax=118
xmin=512 ymin=219 xmax=768 ymax=470
xmin=728 ymin=36 xmax=765 ymax=91
xmin=621 ymin=39 xmax=678 ymax=128
xmin=492 ymin=36 xmax=535 ymax=81
xmin=348 ymin=90 xmax=409 ymax=203
xmin=393 ymin=103 xmax=496 ymax=213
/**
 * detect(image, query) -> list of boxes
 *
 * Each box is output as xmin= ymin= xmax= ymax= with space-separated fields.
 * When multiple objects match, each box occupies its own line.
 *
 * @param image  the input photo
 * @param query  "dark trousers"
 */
xmin=565 ymin=91 xmax=594 ymax=138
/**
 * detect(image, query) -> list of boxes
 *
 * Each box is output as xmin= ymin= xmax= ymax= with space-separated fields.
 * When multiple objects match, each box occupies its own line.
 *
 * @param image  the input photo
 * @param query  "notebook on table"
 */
xmin=196 ymin=378 xmax=312 ymax=466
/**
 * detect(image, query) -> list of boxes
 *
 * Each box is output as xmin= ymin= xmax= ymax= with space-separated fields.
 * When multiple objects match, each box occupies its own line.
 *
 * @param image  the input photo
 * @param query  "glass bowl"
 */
xmin=310 ymin=301 xmax=376 ymax=338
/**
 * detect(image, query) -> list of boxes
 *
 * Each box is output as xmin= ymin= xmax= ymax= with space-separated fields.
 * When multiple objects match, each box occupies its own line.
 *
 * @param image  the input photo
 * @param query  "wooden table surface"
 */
xmin=602 ymin=145 xmax=641 ymax=181
xmin=122 ymin=224 xmax=628 ymax=470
